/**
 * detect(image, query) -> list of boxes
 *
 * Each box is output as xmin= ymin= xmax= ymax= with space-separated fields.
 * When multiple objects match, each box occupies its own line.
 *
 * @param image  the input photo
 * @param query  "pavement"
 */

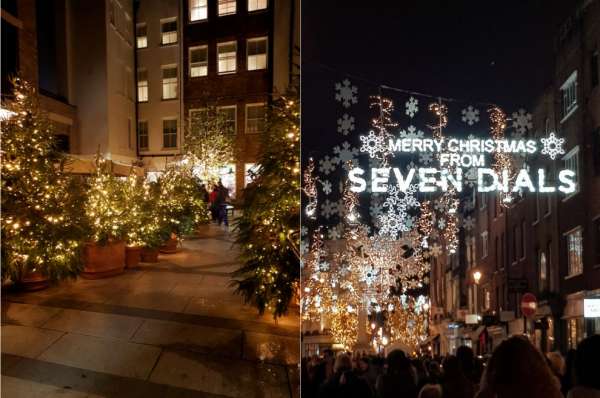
xmin=1 ymin=224 xmax=300 ymax=398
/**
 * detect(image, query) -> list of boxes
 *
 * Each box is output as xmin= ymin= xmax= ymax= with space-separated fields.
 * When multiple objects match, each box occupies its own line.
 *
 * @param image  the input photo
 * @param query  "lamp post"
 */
xmin=473 ymin=271 xmax=482 ymax=317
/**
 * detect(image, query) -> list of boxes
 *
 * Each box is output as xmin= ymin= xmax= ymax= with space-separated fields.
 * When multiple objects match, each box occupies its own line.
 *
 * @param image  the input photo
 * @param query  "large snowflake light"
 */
xmin=318 ymin=155 xmax=336 ymax=175
xmin=405 ymin=96 xmax=419 ymax=118
xmin=512 ymin=108 xmax=533 ymax=135
xmin=461 ymin=105 xmax=480 ymax=126
xmin=333 ymin=141 xmax=359 ymax=170
xmin=335 ymin=79 xmax=358 ymax=108
xmin=540 ymin=132 xmax=566 ymax=160
xmin=360 ymin=130 xmax=385 ymax=158
xmin=337 ymin=114 xmax=355 ymax=135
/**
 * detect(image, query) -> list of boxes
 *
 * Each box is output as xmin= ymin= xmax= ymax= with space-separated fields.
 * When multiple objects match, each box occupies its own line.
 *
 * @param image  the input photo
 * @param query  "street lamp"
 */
xmin=473 ymin=271 xmax=482 ymax=317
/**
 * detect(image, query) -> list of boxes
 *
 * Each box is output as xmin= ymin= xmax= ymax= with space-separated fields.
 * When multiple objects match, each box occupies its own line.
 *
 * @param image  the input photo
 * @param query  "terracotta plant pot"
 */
xmin=140 ymin=247 xmax=159 ymax=263
xmin=159 ymin=235 xmax=178 ymax=254
xmin=81 ymin=241 xmax=125 ymax=279
xmin=125 ymin=246 xmax=141 ymax=268
xmin=21 ymin=271 xmax=49 ymax=291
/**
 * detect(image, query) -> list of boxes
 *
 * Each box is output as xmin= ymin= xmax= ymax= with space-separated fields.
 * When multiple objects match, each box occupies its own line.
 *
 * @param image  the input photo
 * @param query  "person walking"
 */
xmin=317 ymin=353 xmax=372 ymax=398
xmin=567 ymin=335 xmax=600 ymax=398
xmin=375 ymin=350 xmax=418 ymax=398
xmin=215 ymin=180 xmax=229 ymax=226
xmin=209 ymin=185 xmax=219 ymax=222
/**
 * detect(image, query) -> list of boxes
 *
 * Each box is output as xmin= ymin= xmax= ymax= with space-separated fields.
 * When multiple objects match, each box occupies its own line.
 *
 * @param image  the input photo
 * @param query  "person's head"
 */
xmin=456 ymin=345 xmax=474 ymax=374
xmin=545 ymin=351 xmax=565 ymax=377
xmin=418 ymin=384 xmax=442 ymax=398
xmin=442 ymin=355 xmax=461 ymax=376
xmin=427 ymin=360 xmax=441 ymax=376
xmin=334 ymin=353 xmax=352 ymax=374
xmin=323 ymin=349 xmax=334 ymax=360
xmin=574 ymin=334 xmax=600 ymax=390
xmin=386 ymin=349 xmax=411 ymax=375
xmin=479 ymin=336 xmax=562 ymax=398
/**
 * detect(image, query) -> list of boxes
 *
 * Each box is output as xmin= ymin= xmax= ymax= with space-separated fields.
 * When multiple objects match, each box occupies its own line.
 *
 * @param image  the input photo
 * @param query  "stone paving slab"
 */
xmin=1 ymin=301 xmax=63 ymax=327
xmin=243 ymin=332 xmax=299 ymax=366
xmin=38 ymin=333 xmax=161 ymax=380
xmin=2 ymin=353 xmax=229 ymax=398
xmin=42 ymin=309 xmax=144 ymax=341
xmin=104 ymin=290 xmax=192 ymax=313
xmin=131 ymin=319 xmax=242 ymax=357
xmin=0 ymin=324 xmax=64 ymax=359
xmin=1 ymin=375 xmax=102 ymax=398
xmin=149 ymin=349 xmax=290 ymax=398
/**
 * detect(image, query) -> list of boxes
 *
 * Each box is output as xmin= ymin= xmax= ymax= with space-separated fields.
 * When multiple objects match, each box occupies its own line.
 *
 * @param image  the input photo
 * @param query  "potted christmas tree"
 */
xmin=137 ymin=179 xmax=163 ymax=263
xmin=81 ymin=154 xmax=126 ymax=278
xmin=1 ymin=78 xmax=85 ymax=290
xmin=122 ymin=172 xmax=147 ymax=268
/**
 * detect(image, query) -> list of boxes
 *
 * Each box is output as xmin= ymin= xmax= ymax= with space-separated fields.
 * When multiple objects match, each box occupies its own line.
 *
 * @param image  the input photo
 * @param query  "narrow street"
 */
xmin=1 ymin=224 xmax=299 ymax=398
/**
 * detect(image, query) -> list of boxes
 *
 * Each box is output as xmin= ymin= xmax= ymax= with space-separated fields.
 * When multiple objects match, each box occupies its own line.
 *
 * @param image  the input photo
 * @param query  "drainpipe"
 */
xmin=133 ymin=0 xmax=140 ymax=159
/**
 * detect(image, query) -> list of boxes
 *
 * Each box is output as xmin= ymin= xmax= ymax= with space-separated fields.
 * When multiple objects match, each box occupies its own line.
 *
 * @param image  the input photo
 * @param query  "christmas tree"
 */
xmin=1 ymin=78 xmax=85 ymax=283
xmin=122 ymin=171 xmax=162 ymax=248
xmin=232 ymin=94 xmax=300 ymax=318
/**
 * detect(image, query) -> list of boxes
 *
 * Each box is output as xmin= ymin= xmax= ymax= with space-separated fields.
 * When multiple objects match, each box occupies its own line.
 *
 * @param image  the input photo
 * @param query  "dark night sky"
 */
xmin=302 ymin=0 xmax=574 ymax=154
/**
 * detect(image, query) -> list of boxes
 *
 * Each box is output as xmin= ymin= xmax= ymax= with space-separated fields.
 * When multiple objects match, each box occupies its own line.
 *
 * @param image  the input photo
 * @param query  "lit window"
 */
xmin=137 ymin=69 xmax=148 ymax=102
xmin=566 ymin=227 xmax=583 ymax=277
xmin=217 ymin=41 xmax=237 ymax=74
xmin=218 ymin=0 xmax=236 ymax=16
xmin=138 ymin=121 xmax=148 ymax=150
xmin=563 ymin=146 xmax=579 ymax=196
xmin=248 ymin=0 xmax=267 ymax=12
xmin=247 ymin=37 xmax=267 ymax=71
xmin=217 ymin=105 xmax=237 ymax=134
xmin=481 ymin=231 xmax=488 ymax=259
xmin=136 ymin=23 xmax=147 ymax=48
xmin=163 ymin=119 xmax=177 ymax=148
xmin=162 ymin=66 xmax=177 ymax=100
xmin=161 ymin=18 xmax=177 ymax=45
xmin=560 ymin=71 xmax=578 ymax=121
xmin=539 ymin=251 xmax=547 ymax=291
xmin=189 ymin=46 xmax=208 ymax=77
xmin=246 ymin=103 xmax=265 ymax=134
xmin=190 ymin=0 xmax=207 ymax=21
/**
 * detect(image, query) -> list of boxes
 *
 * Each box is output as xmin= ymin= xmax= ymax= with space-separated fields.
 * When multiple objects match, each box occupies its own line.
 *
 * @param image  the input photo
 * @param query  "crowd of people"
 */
xmin=301 ymin=334 xmax=600 ymax=398
xmin=200 ymin=180 xmax=230 ymax=226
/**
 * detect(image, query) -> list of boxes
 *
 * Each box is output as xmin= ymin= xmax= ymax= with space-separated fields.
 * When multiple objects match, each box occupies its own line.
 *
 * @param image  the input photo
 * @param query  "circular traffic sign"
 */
xmin=521 ymin=293 xmax=537 ymax=318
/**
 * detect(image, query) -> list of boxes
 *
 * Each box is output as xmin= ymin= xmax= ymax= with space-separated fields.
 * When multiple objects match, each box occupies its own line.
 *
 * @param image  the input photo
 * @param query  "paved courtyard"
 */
xmin=1 ymin=224 xmax=300 ymax=398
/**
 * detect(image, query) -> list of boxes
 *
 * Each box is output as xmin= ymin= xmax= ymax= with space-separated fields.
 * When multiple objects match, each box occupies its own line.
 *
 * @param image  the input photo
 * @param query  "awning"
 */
xmin=562 ymin=291 xmax=584 ymax=319
xmin=63 ymin=157 xmax=144 ymax=176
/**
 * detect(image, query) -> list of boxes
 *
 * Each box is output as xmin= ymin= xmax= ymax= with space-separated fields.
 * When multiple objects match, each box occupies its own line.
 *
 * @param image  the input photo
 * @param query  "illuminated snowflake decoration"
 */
xmin=337 ymin=114 xmax=355 ymax=135
xmin=328 ymin=224 xmax=344 ymax=240
xmin=320 ymin=199 xmax=339 ymax=219
xmin=369 ymin=199 xmax=384 ymax=219
xmin=430 ymin=243 xmax=443 ymax=257
xmin=463 ymin=216 xmax=475 ymax=230
xmin=465 ymin=167 xmax=478 ymax=188
xmin=419 ymin=152 xmax=433 ymax=165
xmin=318 ymin=155 xmax=336 ymax=175
xmin=360 ymin=130 xmax=385 ymax=158
xmin=540 ymin=132 xmax=565 ymax=160
xmin=512 ymin=108 xmax=533 ymax=135
xmin=335 ymin=78 xmax=358 ymax=108
xmin=384 ymin=184 xmax=419 ymax=210
xmin=437 ymin=218 xmax=446 ymax=229
xmin=405 ymin=96 xmax=419 ymax=118
xmin=379 ymin=210 xmax=408 ymax=238
xmin=333 ymin=141 xmax=359 ymax=170
xmin=405 ymin=161 xmax=417 ymax=172
xmin=399 ymin=125 xmax=424 ymax=139
xmin=300 ymin=225 xmax=308 ymax=237
xmin=461 ymin=106 xmax=480 ymax=126
xmin=321 ymin=179 xmax=332 ymax=195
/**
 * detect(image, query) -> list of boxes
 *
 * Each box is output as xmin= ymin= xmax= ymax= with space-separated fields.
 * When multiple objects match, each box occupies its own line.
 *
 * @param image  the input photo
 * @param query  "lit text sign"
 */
xmin=584 ymin=299 xmax=600 ymax=318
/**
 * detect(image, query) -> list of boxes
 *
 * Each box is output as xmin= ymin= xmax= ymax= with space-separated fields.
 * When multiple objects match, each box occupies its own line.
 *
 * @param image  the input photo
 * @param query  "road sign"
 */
xmin=521 ymin=293 xmax=537 ymax=318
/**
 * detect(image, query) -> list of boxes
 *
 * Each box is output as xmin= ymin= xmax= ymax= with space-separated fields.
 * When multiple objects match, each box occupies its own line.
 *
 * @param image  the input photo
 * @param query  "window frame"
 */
xmin=137 ymin=120 xmax=149 ymax=151
xmin=217 ymin=105 xmax=237 ymax=135
xmin=248 ymin=0 xmax=268 ymax=12
xmin=246 ymin=36 xmax=268 ymax=71
xmin=560 ymin=70 xmax=578 ymax=123
xmin=564 ymin=226 xmax=583 ymax=278
xmin=160 ymin=17 xmax=178 ymax=46
xmin=217 ymin=41 xmax=237 ymax=75
xmin=189 ymin=45 xmax=208 ymax=77
xmin=562 ymin=145 xmax=580 ymax=201
xmin=136 ymin=23 xmax=147 ymax=49
xmin=218 ymin=0 xmax=236 ymax=16
xmin=245 ymin=102 xmax=266 ymax=134
xmin=137 ymin=68 xmax=148 ymax=103
xmin=162 ymin=118 xmax=178 ymax=149
xmin=481 ymin=231 xmax=489 ymax=259
xmin=161 ymin=65 xmax=178 ymax=100
xmin=189 ymin=0 xmax=208 ymax=22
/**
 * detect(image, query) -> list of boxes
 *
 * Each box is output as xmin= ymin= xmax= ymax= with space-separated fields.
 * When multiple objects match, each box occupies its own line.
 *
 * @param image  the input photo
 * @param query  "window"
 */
xmin=592 ymin=50 xmax=599 ymax=88
xmin=163 ymin=119 xmax=177 ymax=148
xmin=539 ymin=251 xmax=547 ymax=291
xmin=566 ymin=227 xmax=583 ymax=277
xmin=247 ymin=37 xmax=267 ymax=70
xmin=248 ymin=0 xmax=267 ymax=11
xmin=246 ymin=103 xmax=265 ymax=134
xmin=560 ymin=71 xmax=578 ymax=121
xmin=479 ymin=192 xmax=487 ymax=210
xmin=189 ymin=46 xmax=208 ymax=77
xmin=563 ymin=146 xmax=579 ymax=197
xmin=217 ymin=41 xmax=237 ymax=74
xmin=217 ymin=105 xmax=237 ymax=134
xmin=567 ymin=317 xmax=585 ymax=349
xmin=190 ymin=0 xmax=208 ymax=21
xmin=162 ymin=66 xmax=177 ymax=100
xmin=481 ymin=231 xmax=488 ymax=259
xmin=218 ymin=0 xmax=236 ymax=16
xmin=137 ymin=69 xmax=148 ymax=102
xmin=161 ymin=18 xmax=177 ymax=45
xmin=136 ymin=23 xmax=147 ymax=48
xmin=138 ymin=121 xmax=148 ymax=150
